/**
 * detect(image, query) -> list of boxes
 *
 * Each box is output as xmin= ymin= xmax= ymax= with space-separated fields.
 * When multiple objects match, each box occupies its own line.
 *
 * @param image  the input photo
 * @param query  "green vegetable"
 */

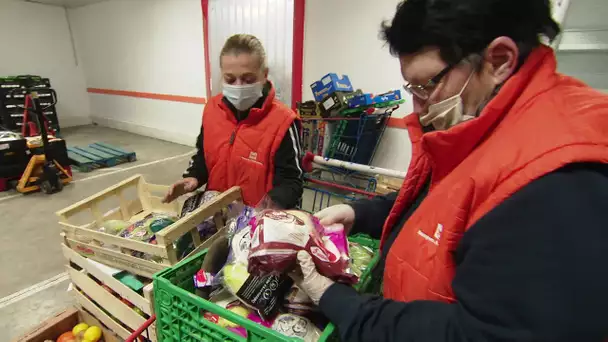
xmin=101 ymin=220 xmax=130 ymax=235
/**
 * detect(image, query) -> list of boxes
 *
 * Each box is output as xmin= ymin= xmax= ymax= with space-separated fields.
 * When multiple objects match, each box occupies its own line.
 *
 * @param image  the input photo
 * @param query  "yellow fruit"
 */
xmin=83 ymin=326 xmax=102 ymax=342
xmin=72 ymin=323 xmax=89 ymax=336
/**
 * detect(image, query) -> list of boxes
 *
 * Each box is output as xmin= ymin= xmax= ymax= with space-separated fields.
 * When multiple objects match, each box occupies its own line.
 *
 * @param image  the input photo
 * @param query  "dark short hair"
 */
xmin=382 ymin=0 xmax=561 ymax=65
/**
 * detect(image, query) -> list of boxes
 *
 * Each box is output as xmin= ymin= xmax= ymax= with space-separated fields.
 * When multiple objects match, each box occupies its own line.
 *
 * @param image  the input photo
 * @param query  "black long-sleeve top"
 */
xmin=183 ymin=83 xmax=303 ymax=209
xmin=321 ymin=163 xmax=608 ymax=342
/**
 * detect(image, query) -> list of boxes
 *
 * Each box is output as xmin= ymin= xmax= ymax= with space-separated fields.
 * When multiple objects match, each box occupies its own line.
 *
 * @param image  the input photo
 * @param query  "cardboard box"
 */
xmin=348 ymin=93 xmax=374 ymax=109
xmin=373 ymin=89 xmax=402 ymax=105
xmin=13 ymin=307 xmax=120 ymax=342
xmin=310 ymin=73 xmax=353 ymax=102
xmin=319 ymin=90 xmax=362 ymax=117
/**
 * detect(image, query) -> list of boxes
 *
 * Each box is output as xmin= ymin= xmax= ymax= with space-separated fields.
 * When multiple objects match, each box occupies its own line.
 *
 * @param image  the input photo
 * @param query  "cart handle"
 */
xmin=126 ymin=315 xmax=156 ymax=342
xmin=305 ymin=178 xmax=377 ymax=198
xmin=302 ymin=152 xmax=407 ymax=179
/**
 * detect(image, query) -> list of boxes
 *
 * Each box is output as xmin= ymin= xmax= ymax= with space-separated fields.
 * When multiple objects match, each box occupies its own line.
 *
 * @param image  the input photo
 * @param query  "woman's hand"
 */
xmin=290 ymin=251 xmax=335 ymax=305
xmin=314 ymin=204 xmax=356 ymax=234
xmin=162 ymin=177 xmax=199 ymax=203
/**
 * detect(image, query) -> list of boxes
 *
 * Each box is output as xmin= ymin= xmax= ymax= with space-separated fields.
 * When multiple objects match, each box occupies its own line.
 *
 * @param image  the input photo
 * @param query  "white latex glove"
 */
xmin=162 ymin=177 xmax=199 ymax=203
xmin=290 ymin=251 xmax=334 ymax=305
xmin=314 ymin=204 xmax=356 ymax=234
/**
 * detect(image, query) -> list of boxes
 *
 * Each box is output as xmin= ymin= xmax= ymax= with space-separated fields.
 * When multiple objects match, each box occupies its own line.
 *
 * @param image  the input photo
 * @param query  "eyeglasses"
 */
xmin=403 ymin=64 xmax=456 ymax=101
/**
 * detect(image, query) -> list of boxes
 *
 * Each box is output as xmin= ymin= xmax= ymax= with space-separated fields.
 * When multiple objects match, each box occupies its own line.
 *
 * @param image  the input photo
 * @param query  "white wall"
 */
xmin=68 ymin=0 xmax=207 ymax=146
xmin=303 ymin=0 xmax=413 ymax=172
xmin=0 ymin=0 xmax=91 ymax=128
xmin=556 ymin=0 xmax=608 ymax=92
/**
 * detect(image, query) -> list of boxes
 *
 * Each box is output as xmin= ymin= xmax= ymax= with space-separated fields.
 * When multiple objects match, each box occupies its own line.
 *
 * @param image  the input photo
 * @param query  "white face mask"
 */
xmin=419 ymin=71 xmax=475 ymax=131
xmin=222 ymin=82 xmax=264 ymax=111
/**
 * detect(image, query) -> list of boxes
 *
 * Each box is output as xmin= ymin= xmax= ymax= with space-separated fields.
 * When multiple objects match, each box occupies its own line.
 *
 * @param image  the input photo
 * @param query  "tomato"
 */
xmin=57 ymin=331 xmax=76 ymax=342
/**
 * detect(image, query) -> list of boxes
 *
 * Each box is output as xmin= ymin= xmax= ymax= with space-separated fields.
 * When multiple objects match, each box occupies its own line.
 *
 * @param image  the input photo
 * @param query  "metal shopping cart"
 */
xmin=125 ymin=315 xmax=156 ymax=342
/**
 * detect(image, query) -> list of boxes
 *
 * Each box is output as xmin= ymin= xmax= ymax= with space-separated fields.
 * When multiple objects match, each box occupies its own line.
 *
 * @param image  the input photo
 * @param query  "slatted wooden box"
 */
xmin=57 ymin=174 xmax=242 ymax=278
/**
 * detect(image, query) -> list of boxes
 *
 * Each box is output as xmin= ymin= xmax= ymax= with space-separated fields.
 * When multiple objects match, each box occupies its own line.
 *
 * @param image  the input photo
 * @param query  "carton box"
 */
xmin=310 ymin=73 xmax=353 ymax=102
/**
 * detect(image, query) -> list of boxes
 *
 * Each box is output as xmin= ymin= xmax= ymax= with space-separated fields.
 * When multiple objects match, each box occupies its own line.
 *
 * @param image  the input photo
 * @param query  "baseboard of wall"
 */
xmin=61 ymin=115 xmax=93 ymax=128
xmin=91 ymin=116 xmax=196 ymax=147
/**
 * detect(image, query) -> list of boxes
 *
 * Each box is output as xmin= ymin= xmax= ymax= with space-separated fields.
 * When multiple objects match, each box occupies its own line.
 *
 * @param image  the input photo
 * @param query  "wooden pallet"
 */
xmin=68 ymin=142 xmax=136 ymax=172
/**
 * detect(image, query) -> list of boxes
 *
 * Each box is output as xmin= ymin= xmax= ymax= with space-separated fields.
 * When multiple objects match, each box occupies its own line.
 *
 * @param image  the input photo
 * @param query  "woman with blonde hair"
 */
xmin=164 ymin=34 xmax=302 ymax=208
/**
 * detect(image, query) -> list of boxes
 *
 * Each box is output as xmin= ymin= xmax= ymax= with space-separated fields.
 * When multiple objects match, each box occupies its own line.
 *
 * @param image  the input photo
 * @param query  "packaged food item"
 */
xmin=248 ymin=210 xmax=357 ymax=284
xmin=349 ymin=241 xmax=374 ymax=277
xmin=235 ymin=272 xmax=293 ymax=320
xmin=271 ymin=313 xmax=322 ymax=342
xmin=99 ymin=220 xmax=130 ymax=235
xmin=176 ymin=191 xmax=222 ymax=258
xmin=284 ymin=285 xmax=317 ymax=317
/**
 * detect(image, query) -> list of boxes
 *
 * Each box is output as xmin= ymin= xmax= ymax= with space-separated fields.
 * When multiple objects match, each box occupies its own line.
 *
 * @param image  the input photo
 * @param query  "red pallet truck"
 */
xmin=7 ymin=87 xmax=72 ymax=194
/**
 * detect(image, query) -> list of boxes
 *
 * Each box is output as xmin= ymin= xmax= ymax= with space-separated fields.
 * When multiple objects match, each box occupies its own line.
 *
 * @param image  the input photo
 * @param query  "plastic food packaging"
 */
xmin=99 ymin=220 xmax=130 ymax=235
xmin=349 ymin=241 xmax=374 ymax=277
xmin=271 ymin=313 xmax=322 ymax=342
xmin=284 ymin=285 xmax=317 ymax=317
xmin=235 ymin=272 xmax=293 ymax=320
xmin=248 ymin=210 xmax=357 ymax=284
xmin=176 ymin=191 xmax=222 ymax=258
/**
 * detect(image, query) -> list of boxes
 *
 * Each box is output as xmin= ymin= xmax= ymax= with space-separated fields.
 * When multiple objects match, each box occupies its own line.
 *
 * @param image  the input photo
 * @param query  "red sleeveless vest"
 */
xmin=202 ymin=85 xmax=297 ymax=206
xmin=382 ymin=46 xmax=608 ymax=302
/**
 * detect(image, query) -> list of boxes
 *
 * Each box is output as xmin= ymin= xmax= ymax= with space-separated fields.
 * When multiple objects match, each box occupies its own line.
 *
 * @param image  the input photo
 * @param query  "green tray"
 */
xmin=153 ymin=234 xmax=381 ymax=342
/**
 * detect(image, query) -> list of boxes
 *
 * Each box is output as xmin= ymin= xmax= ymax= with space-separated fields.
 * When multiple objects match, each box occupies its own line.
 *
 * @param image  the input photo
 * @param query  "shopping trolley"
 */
xmin=125 ymin=315 xmax=156 ymax=342
xmin=300 ymin=152 xmax=407 ymax=213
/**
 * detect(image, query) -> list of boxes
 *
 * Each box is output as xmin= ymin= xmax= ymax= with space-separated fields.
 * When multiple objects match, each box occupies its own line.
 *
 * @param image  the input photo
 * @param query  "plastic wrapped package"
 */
xmin=272 ymin=313 xmax=322 ymax=342
xmin=248 ymin=210 xmax=357 ymax=284
xmin=349 ymin=241 xmax=374 ymax=277
xmin=176 ymin=191 xmax=222 ymax=259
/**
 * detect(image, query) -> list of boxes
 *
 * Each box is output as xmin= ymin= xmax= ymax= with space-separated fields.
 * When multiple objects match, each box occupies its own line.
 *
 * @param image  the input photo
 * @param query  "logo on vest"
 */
xmin=417 ymin=223 xmax=443 ymax=246
xmin=242 ymin=151 xmax=263 ymax=166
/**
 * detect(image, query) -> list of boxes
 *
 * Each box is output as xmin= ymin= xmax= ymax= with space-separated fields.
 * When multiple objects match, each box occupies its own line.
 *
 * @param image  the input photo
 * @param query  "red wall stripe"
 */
xmin=292 ymin=0 xmax=306 ymax=110
xmin=87 ymin=88 xmax=206 ymax=105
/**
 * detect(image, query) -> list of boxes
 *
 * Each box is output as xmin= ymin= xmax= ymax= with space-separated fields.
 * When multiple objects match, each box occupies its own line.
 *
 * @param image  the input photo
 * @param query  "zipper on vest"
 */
xmin=229 ymin=128 xmax=237 ymax=145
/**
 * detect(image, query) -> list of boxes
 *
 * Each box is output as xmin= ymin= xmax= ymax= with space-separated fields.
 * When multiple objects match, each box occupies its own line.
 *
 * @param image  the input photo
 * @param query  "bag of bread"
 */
xmin=248 ymin=209 xmax=357 ymax=284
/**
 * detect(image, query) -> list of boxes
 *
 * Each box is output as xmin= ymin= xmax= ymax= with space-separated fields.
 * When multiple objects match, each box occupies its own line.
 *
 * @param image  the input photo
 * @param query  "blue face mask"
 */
xmin=222 ymin=82 xmax=264 ymax=111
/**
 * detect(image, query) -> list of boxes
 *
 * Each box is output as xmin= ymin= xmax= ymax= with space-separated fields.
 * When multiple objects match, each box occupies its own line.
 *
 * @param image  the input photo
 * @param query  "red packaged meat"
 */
xmin=248 ymin=210 xmax=357 ymax=284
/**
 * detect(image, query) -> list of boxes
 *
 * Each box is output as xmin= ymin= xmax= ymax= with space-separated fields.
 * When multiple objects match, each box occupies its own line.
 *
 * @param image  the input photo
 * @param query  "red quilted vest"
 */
xmin=203 ymin=85 xmax=297 ymax=206
xmin=382 ymin=46 xmax=608 ymax=302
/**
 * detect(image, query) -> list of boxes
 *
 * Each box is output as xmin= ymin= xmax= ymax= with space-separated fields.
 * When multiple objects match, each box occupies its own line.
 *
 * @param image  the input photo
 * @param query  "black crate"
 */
xmin=29 ymin=138 xmax=69 ymax=168
xmin=0 ymin=137 xmax=27 ymax=166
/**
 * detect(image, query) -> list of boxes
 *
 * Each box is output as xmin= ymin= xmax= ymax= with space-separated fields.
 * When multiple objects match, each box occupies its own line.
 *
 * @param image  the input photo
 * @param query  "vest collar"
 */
xmin=417 ymin=46 xmax=558 ymax=184
xmin=219 ymin=81 xmax=277 ymax=124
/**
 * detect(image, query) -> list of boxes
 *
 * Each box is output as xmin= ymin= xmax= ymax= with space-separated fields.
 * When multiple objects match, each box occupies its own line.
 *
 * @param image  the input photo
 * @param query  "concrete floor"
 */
xmin=0 ymin=125 xmax=194 ymax=341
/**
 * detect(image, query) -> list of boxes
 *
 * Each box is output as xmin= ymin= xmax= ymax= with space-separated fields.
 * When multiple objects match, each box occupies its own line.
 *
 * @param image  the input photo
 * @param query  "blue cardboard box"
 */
xmin=310 ymin=73 xmax=353 ymax=102
xmin=348 ymin=93 xmax=374 ymax=108
xmin=373 ymin=89 xmax=402 ymax=105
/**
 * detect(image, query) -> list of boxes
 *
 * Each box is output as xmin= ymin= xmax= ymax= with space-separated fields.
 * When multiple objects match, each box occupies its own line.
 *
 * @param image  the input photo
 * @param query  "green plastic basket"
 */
xmin=153 ymin=234 xmax=381 ymax=342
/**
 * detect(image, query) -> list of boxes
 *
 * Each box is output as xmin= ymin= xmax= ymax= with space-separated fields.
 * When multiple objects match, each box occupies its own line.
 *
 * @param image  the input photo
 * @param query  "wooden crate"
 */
xmin=57 ymin=174 xmax=242 ymax=278
xmin=13 ymin=306 xmax=120 ymax=342
xmin=63 ymin=244 xmax=156 ymax=341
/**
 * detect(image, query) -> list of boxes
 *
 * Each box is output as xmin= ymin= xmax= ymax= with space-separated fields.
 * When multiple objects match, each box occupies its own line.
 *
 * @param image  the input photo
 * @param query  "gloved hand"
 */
xmin=162 ymin=177 xmax=199 ymax=203
xmin=314 ymin=204 xmax=356 ymax=234
xmin=290 ymin=251 xmax=334 ymax=305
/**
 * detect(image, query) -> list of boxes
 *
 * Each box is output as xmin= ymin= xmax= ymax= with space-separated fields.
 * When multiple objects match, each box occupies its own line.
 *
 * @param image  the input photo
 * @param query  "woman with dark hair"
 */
xmin=163 ymin=34 xmax=303 ymax=209
xmin=292 ymin=1 xmax=608 ymax=341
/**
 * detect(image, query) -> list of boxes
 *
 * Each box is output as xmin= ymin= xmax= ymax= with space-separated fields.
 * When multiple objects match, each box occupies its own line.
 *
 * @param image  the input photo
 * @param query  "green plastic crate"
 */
xmin=153 ymin=234 xmax=381 ymax=342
